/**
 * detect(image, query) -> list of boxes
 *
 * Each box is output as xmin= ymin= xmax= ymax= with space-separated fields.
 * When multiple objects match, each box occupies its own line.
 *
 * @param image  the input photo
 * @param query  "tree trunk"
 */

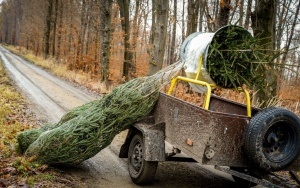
xmin=99 ymin=0 xmax=112 ymax=84
xmin=76 ymin=0 xmax=90 ymax=68
xmin=44 ymin=0 xmax=53 ymax=58
xmin=198 ymin=0 xmax=205 ymax=32
xmin=181 ymin=0 xmax=185 ymax=42
xmin=238 ymin=0 xmax=244 ymax=26
xmin=117 ymin=0 xmax=133 ymax=81
xmin=57 ymin=0 xmax=63 ymax=60
xmin=170 ymin=0 xmax=177 ymax=64
xmin=217 ymin=0 xmax=232 ymax=29
xmin=130 ymin=0 xmax=141 ymax=77
xmin=148 ymin=0 xmax=169 ymax=75
xmin=52 ymin=0 xmax=58 ymax=57
xmin=244 ymin=0 xmax=252 ymax=29
xmin=187 ymin=0 xmax=200 ymax=36
xmin=251 ymin=0 xmax=277 ymax=108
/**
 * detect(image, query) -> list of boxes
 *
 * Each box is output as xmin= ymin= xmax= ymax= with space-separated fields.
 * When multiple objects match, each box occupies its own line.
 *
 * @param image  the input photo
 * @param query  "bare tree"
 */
xmin=170 ymin=0 xmax=177 ymax=64
xmin=117 ymin=0 xmax=133 ymax=81
xmin=99 ymin=0 xmax=113 ymax=84
xmin=251 ymin=0 xmax=278 ymax=107
xmin=130 ymin=0 xmax=141 ymax=76
xmin=44 ymin=0 xmax=53 ymax=58
xmin=187 ymin=0 xmax=200 ymax=35
xmin=148 ymin=0 xmax=169 ymax=75
xmin=244 ymin=0 xmax=252 ymax=29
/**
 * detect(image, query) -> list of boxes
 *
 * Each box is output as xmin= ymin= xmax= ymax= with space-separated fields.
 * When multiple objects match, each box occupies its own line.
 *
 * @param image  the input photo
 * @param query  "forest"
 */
xmin=0 ymin=0 xmax=299 ymax=106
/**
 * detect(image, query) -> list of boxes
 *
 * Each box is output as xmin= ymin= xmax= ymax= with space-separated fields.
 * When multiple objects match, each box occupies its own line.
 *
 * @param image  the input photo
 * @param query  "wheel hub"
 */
xmin=265 ymin=131 xmax=282 ymax=154
xmin=263 ymin=122 xmax=295 ymax=162
xmin=131 ymin=143 xmax=143 ymax=171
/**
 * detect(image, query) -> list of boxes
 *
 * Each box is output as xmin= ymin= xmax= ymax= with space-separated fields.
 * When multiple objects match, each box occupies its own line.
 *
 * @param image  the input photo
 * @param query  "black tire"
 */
xmin=128 ymin=133 xmax=158 ymax=185
xmin=231 ymin=167 xmax=258 ymax=187
xmin=244 ymin=107 xmax=300 ymax=171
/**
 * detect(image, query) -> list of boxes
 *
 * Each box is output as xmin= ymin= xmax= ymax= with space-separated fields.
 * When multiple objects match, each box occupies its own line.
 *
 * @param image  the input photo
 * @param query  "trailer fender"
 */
xmin=119 ymin=122 xmax=166 ymax=161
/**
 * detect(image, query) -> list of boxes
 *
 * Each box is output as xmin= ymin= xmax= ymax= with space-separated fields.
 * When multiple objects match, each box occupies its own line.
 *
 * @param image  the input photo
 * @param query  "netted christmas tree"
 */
xmin=17 ymin=62 xmax=183 ymax=165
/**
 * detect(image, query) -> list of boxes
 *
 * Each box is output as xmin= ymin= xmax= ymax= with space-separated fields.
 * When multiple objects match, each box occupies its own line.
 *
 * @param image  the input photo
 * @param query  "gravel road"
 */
xmin=0 ymin=46 xmax=246 ymax=187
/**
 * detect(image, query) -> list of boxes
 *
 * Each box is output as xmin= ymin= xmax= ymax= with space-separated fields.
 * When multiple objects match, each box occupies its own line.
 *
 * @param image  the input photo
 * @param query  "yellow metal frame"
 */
xmin=167 ymin=76 xmax=215 ymax=110
xmin=167 ymin=55 xmax=252 ymax=117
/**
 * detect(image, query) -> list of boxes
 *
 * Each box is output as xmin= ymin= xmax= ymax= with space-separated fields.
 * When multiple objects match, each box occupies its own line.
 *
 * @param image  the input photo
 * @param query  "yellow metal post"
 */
xmin=195 ymin=55 xmax=203 ymax=80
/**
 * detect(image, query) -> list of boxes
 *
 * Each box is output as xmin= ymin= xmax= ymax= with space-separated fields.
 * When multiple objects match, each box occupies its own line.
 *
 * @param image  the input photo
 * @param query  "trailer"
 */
xmin=119 ymin=26 xmax=300 ymax=187
xmin=119 ymin=85 xmax=300 ymax=187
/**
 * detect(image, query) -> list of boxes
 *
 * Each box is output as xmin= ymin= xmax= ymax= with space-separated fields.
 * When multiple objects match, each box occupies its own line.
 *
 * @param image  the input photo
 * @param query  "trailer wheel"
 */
xmin=244 ymin=107 xmax=300 ymax=171
xmin=128 ymin=133 xmax=158 ymax=184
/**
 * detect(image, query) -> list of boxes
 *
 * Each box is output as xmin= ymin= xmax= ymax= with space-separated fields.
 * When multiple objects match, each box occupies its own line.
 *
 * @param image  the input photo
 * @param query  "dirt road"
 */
xmin=0 ymin=46 xmax=242 ymax=187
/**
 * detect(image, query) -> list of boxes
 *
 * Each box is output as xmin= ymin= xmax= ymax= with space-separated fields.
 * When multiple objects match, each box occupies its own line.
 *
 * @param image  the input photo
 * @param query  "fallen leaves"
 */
xmin=0 ymin=60 xmax=75 ymax=187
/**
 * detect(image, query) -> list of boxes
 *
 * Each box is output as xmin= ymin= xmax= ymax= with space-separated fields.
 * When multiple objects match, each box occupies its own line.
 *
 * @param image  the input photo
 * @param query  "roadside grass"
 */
xmin=0 ymin=60 xmax=77 ymax=187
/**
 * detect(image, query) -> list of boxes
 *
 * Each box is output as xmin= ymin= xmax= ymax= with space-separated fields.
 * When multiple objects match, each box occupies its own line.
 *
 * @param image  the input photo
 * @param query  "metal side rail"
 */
xmin=214 ymin=166 xmax=296 ymax=188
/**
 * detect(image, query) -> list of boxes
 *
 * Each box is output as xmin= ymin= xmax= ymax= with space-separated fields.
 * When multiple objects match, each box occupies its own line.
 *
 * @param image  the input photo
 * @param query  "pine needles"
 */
xmin=206 ymin=25 xmax=259 ymax=88
xmin=17 ymin=62 xmax=183 ymax=165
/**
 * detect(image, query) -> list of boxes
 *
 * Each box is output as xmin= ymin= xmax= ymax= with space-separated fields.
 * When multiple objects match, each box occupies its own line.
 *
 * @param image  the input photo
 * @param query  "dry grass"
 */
xmin=0 ymin=60 xmax=81 ymax=187
xmin=278 ymin=81 xmax=300 ymax=116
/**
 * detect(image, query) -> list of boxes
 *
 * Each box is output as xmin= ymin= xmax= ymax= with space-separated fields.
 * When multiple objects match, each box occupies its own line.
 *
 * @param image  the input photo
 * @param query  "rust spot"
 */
xmin=186 ymin=138 xmax=193 ymax=146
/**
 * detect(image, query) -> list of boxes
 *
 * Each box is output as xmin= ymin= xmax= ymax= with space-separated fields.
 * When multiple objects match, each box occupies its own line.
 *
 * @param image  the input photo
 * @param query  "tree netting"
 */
xmin=17 ymin=101 xmax=96 ymax=154
xmin=17 ymin=61 xmax=184 ymax=165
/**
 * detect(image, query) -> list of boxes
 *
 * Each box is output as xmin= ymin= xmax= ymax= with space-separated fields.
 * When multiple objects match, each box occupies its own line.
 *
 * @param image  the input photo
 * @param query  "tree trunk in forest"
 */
xmin=117 ymin=0 xmax=133 ymax=81
xmin=199 ymin=0 xmax=205 ymax=32
xmin=275 ymin=0 xmax=289 ymax=53
xmin=170 ymin=0 xmax=177 ymax=64
xmin=44 ymin=0 xmax=53 ymax=58
xmin=52 ymin=0 xmax=58 ymax=57
xmin=57 ymin=0 xmax=63 ymax=60
xmin=251 ymin=0 xmax=277 ymax=108
xmin=130 ymin=0 xmax=141 ymax=77
xmin=76 ymin=0 xmax=91 ymax=68
xmin=244 ymin=0 xmax=252 ymax=29
xmin=217 ymin=0 xmax=232 ymax=29
xmin=181 ymin=0 xmax=185 ymax=42
xmin=99 ymin=0 xmax=112 ymax=84
xmin=203 ymin=0 xmax=215 ymax=32
xmin=187 ymin=0 xmax=200 ymax=36
xmin=148 ymin=0 xmax=169 ymax=75
xmin=238 ymin=0 xmax=244 ymax=26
